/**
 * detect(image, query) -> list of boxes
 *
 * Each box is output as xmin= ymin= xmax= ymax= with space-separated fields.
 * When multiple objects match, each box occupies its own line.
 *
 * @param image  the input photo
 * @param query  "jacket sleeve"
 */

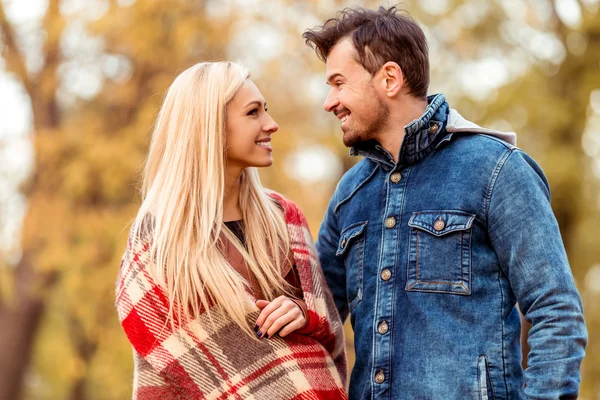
xmin=315 ymin=191 xmax=349 ymax=323
xmin=115 ymin=224 xmax=206 ymax=398
xmin=487 ymin=149 xmax=587 ymax=399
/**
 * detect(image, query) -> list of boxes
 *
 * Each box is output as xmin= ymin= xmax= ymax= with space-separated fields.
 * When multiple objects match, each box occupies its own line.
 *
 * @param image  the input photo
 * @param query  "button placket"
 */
xmin=373 ymin=166 xmax=408 ymax=395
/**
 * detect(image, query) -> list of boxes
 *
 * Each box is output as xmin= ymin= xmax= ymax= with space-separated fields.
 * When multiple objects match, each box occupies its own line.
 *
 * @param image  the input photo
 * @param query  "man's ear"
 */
xmin=379 ymin=62 xmax=403 ymax=97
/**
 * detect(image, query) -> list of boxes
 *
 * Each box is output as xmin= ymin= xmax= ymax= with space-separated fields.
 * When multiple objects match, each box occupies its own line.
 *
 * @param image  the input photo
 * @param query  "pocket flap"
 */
xmin=408 ymin=211 xmax=475 ymax=237
xmin=336 ymin=221 xmax=368 ymax=256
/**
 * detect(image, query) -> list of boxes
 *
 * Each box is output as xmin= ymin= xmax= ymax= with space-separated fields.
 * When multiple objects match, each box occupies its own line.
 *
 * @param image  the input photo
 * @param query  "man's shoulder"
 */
xmin=440 ymin=132 xmax=548 ymax=193
xmin=437 ymin=134 xmax=527 ymax=184
xmin=443 ymin=132 xmax=518 ymax=157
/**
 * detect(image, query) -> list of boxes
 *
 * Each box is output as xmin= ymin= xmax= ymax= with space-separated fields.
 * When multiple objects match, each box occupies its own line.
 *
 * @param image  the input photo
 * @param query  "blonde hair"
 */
xmin=135 ymin=61 xmax=292 ymax=336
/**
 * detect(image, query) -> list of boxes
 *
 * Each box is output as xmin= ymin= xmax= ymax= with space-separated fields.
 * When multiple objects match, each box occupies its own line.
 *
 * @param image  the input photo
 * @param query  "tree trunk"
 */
xmin=0 ymin=257 xmax=58 ymax=400
xmin=0 ymin=302 xmax=46 ymax=400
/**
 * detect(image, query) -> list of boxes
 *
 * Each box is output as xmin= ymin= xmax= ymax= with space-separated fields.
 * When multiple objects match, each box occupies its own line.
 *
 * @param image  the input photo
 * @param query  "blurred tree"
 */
xmin=0 ymin=1 xmax=64 ymax=398
xmin=0 ymin=0 xmax=234 ymax=398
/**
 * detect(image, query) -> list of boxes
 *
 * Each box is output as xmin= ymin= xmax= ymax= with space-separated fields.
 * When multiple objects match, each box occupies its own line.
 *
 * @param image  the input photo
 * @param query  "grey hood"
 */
xmin=445 ymin=109 xmax=517 ymax=146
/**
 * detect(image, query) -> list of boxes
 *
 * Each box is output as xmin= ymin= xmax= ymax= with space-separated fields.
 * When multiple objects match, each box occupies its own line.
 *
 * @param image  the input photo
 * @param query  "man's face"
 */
xmin=323 ymin=38 xmax=389 ymax=147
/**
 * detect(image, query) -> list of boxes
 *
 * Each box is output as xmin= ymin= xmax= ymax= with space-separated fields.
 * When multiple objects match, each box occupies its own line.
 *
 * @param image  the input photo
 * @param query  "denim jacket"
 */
xmin=316 ymin=94 xmax=587 ymax=399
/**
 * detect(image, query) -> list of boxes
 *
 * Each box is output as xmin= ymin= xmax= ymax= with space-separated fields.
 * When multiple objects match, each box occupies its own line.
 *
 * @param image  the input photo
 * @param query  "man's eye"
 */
xmin=335 ymin=81 xmax=343 ymax=87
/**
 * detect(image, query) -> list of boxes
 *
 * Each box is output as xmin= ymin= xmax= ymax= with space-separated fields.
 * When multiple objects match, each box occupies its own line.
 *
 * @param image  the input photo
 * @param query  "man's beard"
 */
xmin=342 ymin=90 xmax=390 ymax=148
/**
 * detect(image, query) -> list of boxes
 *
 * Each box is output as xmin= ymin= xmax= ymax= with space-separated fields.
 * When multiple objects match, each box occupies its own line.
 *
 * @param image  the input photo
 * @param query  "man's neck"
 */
xmin=376 ymin=97 xmax=428 ymax=163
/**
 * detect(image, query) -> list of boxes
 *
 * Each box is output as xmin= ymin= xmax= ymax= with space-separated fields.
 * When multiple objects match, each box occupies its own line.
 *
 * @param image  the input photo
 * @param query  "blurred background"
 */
xmin=0 ymin=0 xmax=598 ymax=398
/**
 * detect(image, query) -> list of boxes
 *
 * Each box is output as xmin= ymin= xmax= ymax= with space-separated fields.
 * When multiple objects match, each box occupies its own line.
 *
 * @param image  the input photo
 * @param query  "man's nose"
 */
xmin=323 ymin=89 xmax=339 ymax=113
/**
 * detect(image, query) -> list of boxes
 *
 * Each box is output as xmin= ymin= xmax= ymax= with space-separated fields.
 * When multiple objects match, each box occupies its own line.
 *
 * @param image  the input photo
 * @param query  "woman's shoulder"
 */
xmin=266 ymin=190 xmax=308 ymax=227
xmin=266 ymin=189 xmax=292 ymax=208
xmin=117 ymin=213 xmax=156 ymax=297
xmin=125 ymin=213 xmax=155 ymax=254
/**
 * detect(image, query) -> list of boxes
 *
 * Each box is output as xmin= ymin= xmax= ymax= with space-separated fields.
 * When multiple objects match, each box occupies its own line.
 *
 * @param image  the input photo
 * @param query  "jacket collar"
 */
xmin=350 ymin=93 xmax=517 ymax=169
xmin=350 ymin=93 xmax=448 ymax=169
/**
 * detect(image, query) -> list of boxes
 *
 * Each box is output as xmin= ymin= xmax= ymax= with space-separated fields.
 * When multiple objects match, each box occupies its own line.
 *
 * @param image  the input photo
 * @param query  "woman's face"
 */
xmin=225 ymin=79 xmax=278 ymax=170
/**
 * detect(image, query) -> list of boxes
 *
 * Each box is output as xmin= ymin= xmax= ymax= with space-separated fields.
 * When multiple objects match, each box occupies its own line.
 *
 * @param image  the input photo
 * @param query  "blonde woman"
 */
xmin=115 ymin=61 xmax=347 ymax=400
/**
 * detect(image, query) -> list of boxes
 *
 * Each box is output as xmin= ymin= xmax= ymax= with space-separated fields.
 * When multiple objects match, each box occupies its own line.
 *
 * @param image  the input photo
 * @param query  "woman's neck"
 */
xmin=223 ymin=167 xmax=243 ymax=222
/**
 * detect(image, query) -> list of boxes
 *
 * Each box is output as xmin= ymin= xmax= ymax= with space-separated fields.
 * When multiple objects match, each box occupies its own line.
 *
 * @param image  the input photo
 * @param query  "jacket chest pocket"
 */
xmin=406 ymin=211 xmax=475 ymax=295
xmin=336 ymin=221 xmax=368 ymax=311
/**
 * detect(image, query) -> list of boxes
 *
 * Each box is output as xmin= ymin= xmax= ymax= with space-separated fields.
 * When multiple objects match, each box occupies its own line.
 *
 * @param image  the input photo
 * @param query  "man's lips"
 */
xmin=334 ymin=110 xmax=351 ymax=120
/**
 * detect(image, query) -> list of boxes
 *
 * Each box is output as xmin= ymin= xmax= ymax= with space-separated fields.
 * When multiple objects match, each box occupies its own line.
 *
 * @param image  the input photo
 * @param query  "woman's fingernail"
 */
xmin=254 ymin=324 xmax=259 ymax=332
xmin=263 ymin=333 xmax=269 ymax=339
xmin=256 ymin=331 xmax=262 ymax=339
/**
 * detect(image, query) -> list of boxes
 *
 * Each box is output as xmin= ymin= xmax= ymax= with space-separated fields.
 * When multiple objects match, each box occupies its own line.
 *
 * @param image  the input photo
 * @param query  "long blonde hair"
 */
xmin=135 ymin=61 xmax=292 ymax=336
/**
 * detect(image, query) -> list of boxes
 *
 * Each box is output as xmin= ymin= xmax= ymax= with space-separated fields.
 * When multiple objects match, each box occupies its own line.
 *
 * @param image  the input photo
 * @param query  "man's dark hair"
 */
xmin=302 ymin=6 xmax=429 ymax=99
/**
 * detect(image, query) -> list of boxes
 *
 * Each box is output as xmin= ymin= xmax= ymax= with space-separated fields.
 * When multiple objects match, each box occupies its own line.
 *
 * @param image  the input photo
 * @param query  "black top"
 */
xmin=224 ymin=220 xmax=245 ymax=245
xmin=224 ymin=219 xmax=302 ymax=298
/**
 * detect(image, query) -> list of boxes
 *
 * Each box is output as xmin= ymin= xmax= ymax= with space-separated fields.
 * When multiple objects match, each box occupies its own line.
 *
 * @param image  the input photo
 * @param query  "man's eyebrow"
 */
xmin=326 ymin=73 xmax=343 ymax=85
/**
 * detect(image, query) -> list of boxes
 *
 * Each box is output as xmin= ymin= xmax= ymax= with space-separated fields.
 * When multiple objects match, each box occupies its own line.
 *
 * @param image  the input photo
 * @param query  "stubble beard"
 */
xmin=342 ymin=87 xmax=390 ymax=148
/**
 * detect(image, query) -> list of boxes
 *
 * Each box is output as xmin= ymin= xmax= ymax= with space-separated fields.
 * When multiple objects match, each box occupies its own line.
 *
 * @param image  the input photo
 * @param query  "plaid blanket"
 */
xmin=116 ymin=193 xmax=347 ymax=399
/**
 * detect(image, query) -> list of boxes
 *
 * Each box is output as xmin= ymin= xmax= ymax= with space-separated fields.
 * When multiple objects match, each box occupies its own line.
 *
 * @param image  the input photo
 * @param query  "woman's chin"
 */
xmin=247 ymin=158 xmax=274 ymax=168
xmin=259 ymin=159 xmax=274 ymax=168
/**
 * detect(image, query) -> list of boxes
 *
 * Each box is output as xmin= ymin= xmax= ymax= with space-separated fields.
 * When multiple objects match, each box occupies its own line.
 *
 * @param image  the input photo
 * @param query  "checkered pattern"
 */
xmin=116 ymin=193 xmax=347 ymax=399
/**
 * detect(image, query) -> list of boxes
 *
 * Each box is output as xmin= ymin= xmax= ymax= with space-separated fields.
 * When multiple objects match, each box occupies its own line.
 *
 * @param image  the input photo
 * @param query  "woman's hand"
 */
xmin=254 ymin=296 xmax=307 ymax=339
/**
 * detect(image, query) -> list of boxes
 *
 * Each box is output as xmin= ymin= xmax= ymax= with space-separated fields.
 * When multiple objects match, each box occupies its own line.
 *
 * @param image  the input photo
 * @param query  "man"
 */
xmin=303 ymin=6 xmax=587 ymax=399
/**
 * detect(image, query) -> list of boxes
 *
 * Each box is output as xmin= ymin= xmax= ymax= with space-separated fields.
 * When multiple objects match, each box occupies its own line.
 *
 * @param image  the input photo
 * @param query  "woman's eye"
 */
xmin=247 ymin=108 xmax=258 ymax=116
xmin=335 ymin=81 xmax=343 ymax=87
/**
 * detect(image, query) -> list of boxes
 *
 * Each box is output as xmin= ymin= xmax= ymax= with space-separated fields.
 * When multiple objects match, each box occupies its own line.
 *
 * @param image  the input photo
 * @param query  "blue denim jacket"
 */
xmin=316 ymin=94 xmax=587 ymax=400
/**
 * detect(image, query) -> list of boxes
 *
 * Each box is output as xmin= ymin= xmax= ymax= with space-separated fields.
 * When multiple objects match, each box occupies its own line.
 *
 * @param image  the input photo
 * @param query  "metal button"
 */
xmin=375 ymin=370 xmax=385 ymax=384
xmin=433 ymin=217 xmax=445 ymax=231
xmin=390 ymin=172 xmax=401 ymax=183
xmin=378 ymin=321 xmax=389 ymax=335
xmin=385 ymin=217 xmax=396 ymax=228
xmin=381 ymin=269 xmax=392 ymax=281
xmin=430 ymin=124 xmax=439 ymax=133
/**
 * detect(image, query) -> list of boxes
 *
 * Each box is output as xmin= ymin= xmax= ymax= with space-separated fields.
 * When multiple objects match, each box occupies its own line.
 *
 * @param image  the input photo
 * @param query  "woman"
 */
xmin=116 ymin=61 xmax=347 ymax=400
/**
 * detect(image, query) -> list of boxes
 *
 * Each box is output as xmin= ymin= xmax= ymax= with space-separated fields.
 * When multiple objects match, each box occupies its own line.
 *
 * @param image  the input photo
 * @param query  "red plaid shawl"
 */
xmin=116 ymin=193 xmax=347 ymax=399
